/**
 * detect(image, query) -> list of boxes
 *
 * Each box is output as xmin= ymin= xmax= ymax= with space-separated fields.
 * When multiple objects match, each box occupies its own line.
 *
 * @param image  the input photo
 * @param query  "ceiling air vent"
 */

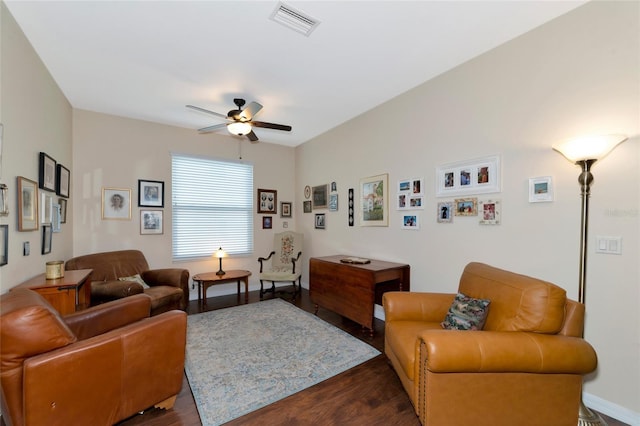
xmin=270 ymin=2 xmax=320 ymax=37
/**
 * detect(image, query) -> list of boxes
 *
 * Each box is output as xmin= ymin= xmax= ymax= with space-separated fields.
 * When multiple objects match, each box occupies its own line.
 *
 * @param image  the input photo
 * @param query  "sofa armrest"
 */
xmin=142 ymin=268 xmax=189 ymax=287
xmin=22 ymin=310 xmax=186 ymax=425
xmin=383 ymin=291 xmax=456 ymax=322
xmin=63 ymin=294 xmax=151 ymax=340
xmin=418 ymin=330 xmax=597 ymax=374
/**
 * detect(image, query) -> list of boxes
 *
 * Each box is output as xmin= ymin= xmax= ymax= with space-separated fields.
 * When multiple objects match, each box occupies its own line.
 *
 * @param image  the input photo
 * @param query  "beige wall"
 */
xmin=72 ymin=109 xmax=296 ymax=300
xmin=0 ymin=2 xmax=73 ymax=291
xmin=296 ymin=0 xmax=639 ymax=421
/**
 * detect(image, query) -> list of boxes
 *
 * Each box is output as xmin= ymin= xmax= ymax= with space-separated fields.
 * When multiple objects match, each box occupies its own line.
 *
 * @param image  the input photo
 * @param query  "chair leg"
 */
xmin=154 ymin=395 xmax=177 ymax=410
xmin=259 ymin=280 xmax=265 ymax=299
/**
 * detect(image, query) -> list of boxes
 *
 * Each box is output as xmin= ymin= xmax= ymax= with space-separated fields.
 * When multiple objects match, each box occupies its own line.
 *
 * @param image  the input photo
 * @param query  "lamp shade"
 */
xmin=553 ymin=134 xmax=628 ymax=163
xmin=214 ymin=247 xmax=227 ymax=258
xmin=227 ymin=122 xmax=252 ymax=136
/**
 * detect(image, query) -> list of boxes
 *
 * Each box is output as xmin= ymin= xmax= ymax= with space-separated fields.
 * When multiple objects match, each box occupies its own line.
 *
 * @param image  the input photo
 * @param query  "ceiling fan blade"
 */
xmin=247 ymin=131 xmax=259 ymax=142
xmin=186 ymin=104 xmax=229 ymax=120
xmin=251 ymin=121 xmax=292 ymax=132
xmin=239 ymin=102 xmax=263 ymax=121
xmin=197 ymin=123 xmax=228 ymax=133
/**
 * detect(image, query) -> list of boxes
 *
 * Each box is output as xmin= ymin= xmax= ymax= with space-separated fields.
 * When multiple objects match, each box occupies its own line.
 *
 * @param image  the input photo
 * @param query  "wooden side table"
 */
xmin=12 ymin=269 xmax=93 ymax=315
xmin=192 ymin=270 xmax=252 ymax=305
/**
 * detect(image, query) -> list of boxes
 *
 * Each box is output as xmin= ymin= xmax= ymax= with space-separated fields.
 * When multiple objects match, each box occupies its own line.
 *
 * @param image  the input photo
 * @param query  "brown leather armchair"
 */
xmin=383 ymin=262 xmax=597 ymax=426
xmin=65 ymin=249 xmax=189 ymax=316
xmin=1 ymin=288 xmax=186 ymax=426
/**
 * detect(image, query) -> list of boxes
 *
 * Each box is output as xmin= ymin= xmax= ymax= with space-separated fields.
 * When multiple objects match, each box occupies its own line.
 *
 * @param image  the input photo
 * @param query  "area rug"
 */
xmin=184 ymin=298 xmax=381 ymax=426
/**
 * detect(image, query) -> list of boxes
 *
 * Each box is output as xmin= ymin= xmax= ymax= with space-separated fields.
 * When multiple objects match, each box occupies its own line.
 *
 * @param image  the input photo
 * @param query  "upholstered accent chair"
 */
xmin=258 ymin=231 xmax=303 ymax=299
xmin=383 ymin=262 xmax=598 ymax=426
xmin=0 ymin=288 xmax=186 ymax=426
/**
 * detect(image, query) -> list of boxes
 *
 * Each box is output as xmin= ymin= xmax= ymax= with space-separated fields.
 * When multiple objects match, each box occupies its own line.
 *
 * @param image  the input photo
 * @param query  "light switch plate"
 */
xmin=595 ymin=236 xmax=622 ymax=255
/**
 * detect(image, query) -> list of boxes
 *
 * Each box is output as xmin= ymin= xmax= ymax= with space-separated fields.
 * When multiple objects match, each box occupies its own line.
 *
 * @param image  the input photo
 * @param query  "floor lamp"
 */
xmin=553 ymin=134 xmax=628 ymax=426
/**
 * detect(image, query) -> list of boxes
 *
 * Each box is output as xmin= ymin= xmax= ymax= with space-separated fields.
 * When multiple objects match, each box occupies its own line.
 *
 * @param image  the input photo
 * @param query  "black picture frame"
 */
xmin=257 ymin=188 xmax=277 ymax=214
xmin=56 ymin=164 xmax=70 ymax=198
xmin=0 ymin=224 xmax=8 ymax=266
xmin=59 ymin=198 xmax=67 ymax=223
xmin=138 ymin=179 xmax=164 ymax=207
xmin=41 ymin=224 xmax=52 ymax=254
xmin=39 ymin=152 xmax=56 ymax=192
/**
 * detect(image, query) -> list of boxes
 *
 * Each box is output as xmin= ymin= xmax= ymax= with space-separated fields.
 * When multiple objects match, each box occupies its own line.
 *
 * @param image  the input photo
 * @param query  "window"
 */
xmin=172 ymin=154 xmax=253 ymax=261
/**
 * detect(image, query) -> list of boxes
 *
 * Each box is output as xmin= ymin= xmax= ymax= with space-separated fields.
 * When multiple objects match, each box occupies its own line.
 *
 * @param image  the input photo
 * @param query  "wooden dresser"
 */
xmin=12 ymin=269 xmax=92 ymax=315
xmin=309 ymin=255 xmax=410 ymax=335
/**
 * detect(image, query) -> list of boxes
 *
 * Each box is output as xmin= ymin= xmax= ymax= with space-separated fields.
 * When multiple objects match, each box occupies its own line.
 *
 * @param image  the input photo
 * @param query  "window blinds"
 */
xmin=171 ymin=154 xmax=254 ymax=261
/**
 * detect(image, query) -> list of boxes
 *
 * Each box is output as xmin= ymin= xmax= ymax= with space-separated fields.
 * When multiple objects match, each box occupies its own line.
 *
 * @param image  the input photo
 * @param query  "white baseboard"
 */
xmin=583 ymin=393 xmax=640 ymax=426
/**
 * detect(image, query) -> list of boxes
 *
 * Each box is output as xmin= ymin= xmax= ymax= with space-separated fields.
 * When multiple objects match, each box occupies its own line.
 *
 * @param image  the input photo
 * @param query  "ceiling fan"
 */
xmin=186 ymin=98 xmax=292 ymax=142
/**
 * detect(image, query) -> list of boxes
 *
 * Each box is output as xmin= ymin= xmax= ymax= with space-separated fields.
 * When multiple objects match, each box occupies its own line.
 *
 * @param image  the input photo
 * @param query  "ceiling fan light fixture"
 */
xmin=228 ymin=121 xmax=253 ymax=136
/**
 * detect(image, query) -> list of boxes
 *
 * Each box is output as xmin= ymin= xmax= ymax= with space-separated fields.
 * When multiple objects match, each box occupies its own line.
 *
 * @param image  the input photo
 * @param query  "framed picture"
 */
xmin=41 ymin=224 xmax=52 ymax=254
xmin=102 ymin=187 xmax=132 ymax=220
xmin=140 ymin=210 xmax=163 ymax=234
xmin=257 ymin=188 xmax=277 ymax=214
xmin=330 ymin=181 xmax=337 ymax=192
xmin=17 ymin=176 xmax=38 ymax=231
xmin=56 ymin=164 xmax=70 ymax=198
xmin=262 ymin=216 xmax=273 ymax=229
xmin=0 ymin=183 xmax=7 ymax=216
xmin=39 ymin=152 xmax=56 ymax=192
xmin=454 ymin=197 xmax=478 ymax=216
xmin=479 ymin=199 xmax=501 ymax=225
xmin=437 ymin=201 xmax=454 ymax=223
xmin=138 ymin=179 xmax=164 ymax=207
xmin=280 ymin=201 xmax=292 ymax=218
xmin=40 ymin=191 xmax=53 ymax=224
xmin=329 ymin=194 xmax=338 ymax=211
xmin=304 ymin=185 xmax=311 ymax=199
xmin=529 ymin=176 xmax=553 ymax=203
xmin=315 ymin=213 xmax=325 ymax=229
xmin=59 ymin=198 xmax=67 ymax=223
xmin=436 ymin=155 xmax=501 ymax=197
xmin=303 ymin=200 xmax=312 ymax=213
xmin=402 ymin=214 xmax=419 ymax=229
xmin=360 ymin=173 xmax=388 ymax=226
xmin=312 ymin=184 xmax=328 ymax=209
xmin=52 ymin=203 xmax=61 ymax=233
xmin=0 ymin=224 xmax=8 ymax=266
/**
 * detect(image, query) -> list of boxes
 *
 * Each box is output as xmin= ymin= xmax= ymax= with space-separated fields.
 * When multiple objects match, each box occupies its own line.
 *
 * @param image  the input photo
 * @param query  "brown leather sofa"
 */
xmin=65 ymin=249 xmax=189 ymax=316
xmin=383 ymin=262 xmax=597 ymax=426
xmin=1 ymin=288 xmax=187 ymax=426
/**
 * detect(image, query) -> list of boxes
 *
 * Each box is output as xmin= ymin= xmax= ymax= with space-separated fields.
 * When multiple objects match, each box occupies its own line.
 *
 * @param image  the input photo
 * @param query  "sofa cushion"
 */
xmin=386 ymin=320 xmax=442 ymax=380
xmin=144 ymin=286 xmax=184 ymax=311
xmin=119 ymin=274 xmax=150 ymax=289
xmin=441 ymin=292 xmax=490 ymax=330
xmin=459 ymin=262 xmax=567 ymax=333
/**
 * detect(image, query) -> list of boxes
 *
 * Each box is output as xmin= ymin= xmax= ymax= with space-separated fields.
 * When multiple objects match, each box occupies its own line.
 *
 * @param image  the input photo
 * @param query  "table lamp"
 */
xmin=215 ymin=247 xmax=227 ymax=276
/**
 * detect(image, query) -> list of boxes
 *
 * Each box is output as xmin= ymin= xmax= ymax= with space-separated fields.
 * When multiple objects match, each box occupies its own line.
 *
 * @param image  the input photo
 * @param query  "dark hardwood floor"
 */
xmin=115 ymin=286 xmax=628 ymax=426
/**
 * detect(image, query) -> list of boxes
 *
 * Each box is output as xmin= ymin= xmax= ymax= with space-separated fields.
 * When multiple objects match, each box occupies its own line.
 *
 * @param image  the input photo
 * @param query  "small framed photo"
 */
xmin=312 ymin=184 xmax=328 ymax=209
xmin=258 ymin=188 xmax=277 ymax=214
xmin=102 ymin=187 xmax=131 ymax=220
xmin=41 ymin=224 xmax=52 ymax=254
xmin=18 ymin=176 xmax=39 ymax=231
xmin=39 ymin=152 xmax=56 ymax=192
xmin=0 ymin=224 xmax=8 ymax=266
xmin=315 ymin=213 xmax=326 ymax=229
xmin=303 ymin=200 xmax=312 ymax=213
xmin=138 ymin=179 xmax=164 ymax=207
xmin=56 ymin=164 xmax=70 ymax=198
xmin=330 ymin=181 xmax=337 ymax=192
xmin=529 ymin=176 xmax=553 ymax=203
xmin=262 ymin=216 xmax=273 ymax=229
xmin=140 ymin=210 xmax=163 ymax=235
xmin=360 ymin=173 xmax=389 ymax=226
xmin=479 ymin=199 xmax=501 ymax=225
xmin=58 ymin=198 xmax=67 ymax=223
xmin=52 ymin=203 xmax=61 ymax=233
xmin=454 ymin=198 xmax=478 ymax=216
xmin=329 ymin=193 xmax=338 ymax=211
xmin=280 ymin=202 xmax=292 ymax=218
xmin=402 ymin=214 xmax=419 ymax=229
xmin=40 ymin=191 xmax=53 ymax=224
xmin=437 ymin=202 xmax=454 ymax=223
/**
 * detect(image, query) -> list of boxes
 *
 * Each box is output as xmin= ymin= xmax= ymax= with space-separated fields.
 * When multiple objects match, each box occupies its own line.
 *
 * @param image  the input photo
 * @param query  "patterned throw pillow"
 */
xmin=441 ymin=293 xmax=490 ymax=330
xmin=118 ymin=273 xmax=150 ymax=289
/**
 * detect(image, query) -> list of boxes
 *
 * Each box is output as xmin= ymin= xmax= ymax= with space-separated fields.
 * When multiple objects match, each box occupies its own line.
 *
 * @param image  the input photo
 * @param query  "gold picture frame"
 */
xmin=17 ymin=176 xmax=39 ymax=231
xmin=359 ymin=173 xmax=388 ymax=226
xmin=102 ymin=187 xmax=132 ymax=220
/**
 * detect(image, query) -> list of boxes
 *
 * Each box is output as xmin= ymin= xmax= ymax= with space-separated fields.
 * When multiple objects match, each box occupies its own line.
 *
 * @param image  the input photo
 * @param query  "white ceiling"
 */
xmin=5 ymin=1 xmax=585 ymax=147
